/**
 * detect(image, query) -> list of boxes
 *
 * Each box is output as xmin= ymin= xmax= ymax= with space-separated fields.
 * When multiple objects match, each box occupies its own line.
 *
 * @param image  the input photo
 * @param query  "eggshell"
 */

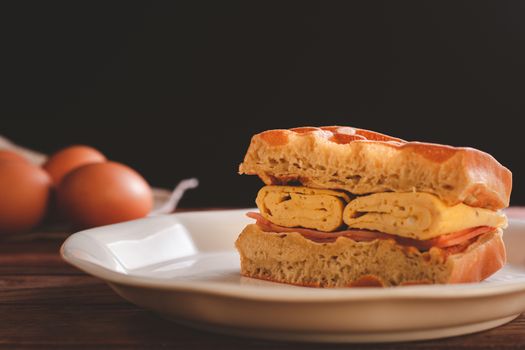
xmin=56 ymin=161 xmax=153 ymax=228
xmin=43 ymin=145 xmax=106 ymax=186
xmin=0 ymin=160 xmax=52 ymax=234
xmin=0 ymin=150 xmax=28 ymax=163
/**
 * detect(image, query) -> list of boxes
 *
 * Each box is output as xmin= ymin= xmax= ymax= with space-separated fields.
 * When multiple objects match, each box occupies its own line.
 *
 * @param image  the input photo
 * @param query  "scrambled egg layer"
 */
xmin=256 ymin=185 xmax=350 ymax=232
xmin=255 ymin=186 xmax=507 ymax=239
xmin=343 ymin=192 xmax=507 ymax=240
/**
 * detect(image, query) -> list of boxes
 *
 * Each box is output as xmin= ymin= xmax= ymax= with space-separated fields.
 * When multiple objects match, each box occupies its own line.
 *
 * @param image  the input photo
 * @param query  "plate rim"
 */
xmin=60 ymin=209 xmax=525 ymax=302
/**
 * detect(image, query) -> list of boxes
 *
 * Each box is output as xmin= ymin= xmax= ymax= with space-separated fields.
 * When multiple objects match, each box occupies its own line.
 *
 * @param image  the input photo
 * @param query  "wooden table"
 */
xmin=2 ymin=209 xmax=525 ymax=349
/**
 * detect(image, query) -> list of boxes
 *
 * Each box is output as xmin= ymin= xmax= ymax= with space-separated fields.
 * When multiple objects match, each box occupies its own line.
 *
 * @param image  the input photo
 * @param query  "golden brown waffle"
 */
xmin=240 ymin=126 xmax=511 ymax=210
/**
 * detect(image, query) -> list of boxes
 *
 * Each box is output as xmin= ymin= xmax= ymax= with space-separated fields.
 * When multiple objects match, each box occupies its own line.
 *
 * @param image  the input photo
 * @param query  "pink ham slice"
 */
xmin=246 ymin=212 xmax=493 ymax=251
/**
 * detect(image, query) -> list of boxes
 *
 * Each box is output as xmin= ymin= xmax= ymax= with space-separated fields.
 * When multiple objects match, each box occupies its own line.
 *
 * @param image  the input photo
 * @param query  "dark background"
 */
xmin=3 ymin=2 xmax=524 ymax=207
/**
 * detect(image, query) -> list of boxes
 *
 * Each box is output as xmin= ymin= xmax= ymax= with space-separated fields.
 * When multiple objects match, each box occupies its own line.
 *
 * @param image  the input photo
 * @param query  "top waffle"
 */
xmin=239 ymin=126 xmax=512 ymax=210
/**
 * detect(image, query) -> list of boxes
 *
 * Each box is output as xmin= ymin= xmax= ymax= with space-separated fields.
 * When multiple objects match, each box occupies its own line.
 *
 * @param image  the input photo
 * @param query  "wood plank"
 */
xmin=0 ymin=240 xmax=81 ymax=275
xmin=0 ymin=302 xmax=523 ymax=349
xmin=0 ymin=265 xmax=81 ymax=276
xmin=0 ymin=275 xmax=124 ymax=305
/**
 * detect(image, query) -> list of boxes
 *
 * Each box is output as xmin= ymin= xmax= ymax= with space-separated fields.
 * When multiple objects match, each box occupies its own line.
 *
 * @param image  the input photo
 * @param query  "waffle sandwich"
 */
xmin=235 ymin=126 xmax=512 ymax=287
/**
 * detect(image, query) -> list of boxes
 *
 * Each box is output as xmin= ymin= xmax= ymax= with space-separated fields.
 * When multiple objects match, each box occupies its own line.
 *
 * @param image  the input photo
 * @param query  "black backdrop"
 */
xmin=3 ymin=2 xmax=525 ymax=207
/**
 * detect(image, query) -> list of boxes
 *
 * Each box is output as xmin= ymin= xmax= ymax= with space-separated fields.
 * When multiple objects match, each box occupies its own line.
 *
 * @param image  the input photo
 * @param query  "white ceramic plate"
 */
xmin=61 ymin=209 xmax=525 ymax=343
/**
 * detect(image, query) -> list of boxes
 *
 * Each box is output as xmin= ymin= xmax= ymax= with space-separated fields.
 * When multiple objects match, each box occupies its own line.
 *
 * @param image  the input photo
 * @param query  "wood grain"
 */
xmin=1 ymin=209 xmax=524 ymax=349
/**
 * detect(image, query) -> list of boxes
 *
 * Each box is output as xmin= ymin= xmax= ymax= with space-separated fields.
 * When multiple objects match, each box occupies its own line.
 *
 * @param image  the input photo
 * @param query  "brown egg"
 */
xmin=0 ymin=150 xmax=28 ymax=163
xmin=43 ymin=145 xmax=106 ymax=186
xmin=57 ymin=161 xmax=153 ymax=228
xmin=0 ymin=160 xmax=52 ymax=234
